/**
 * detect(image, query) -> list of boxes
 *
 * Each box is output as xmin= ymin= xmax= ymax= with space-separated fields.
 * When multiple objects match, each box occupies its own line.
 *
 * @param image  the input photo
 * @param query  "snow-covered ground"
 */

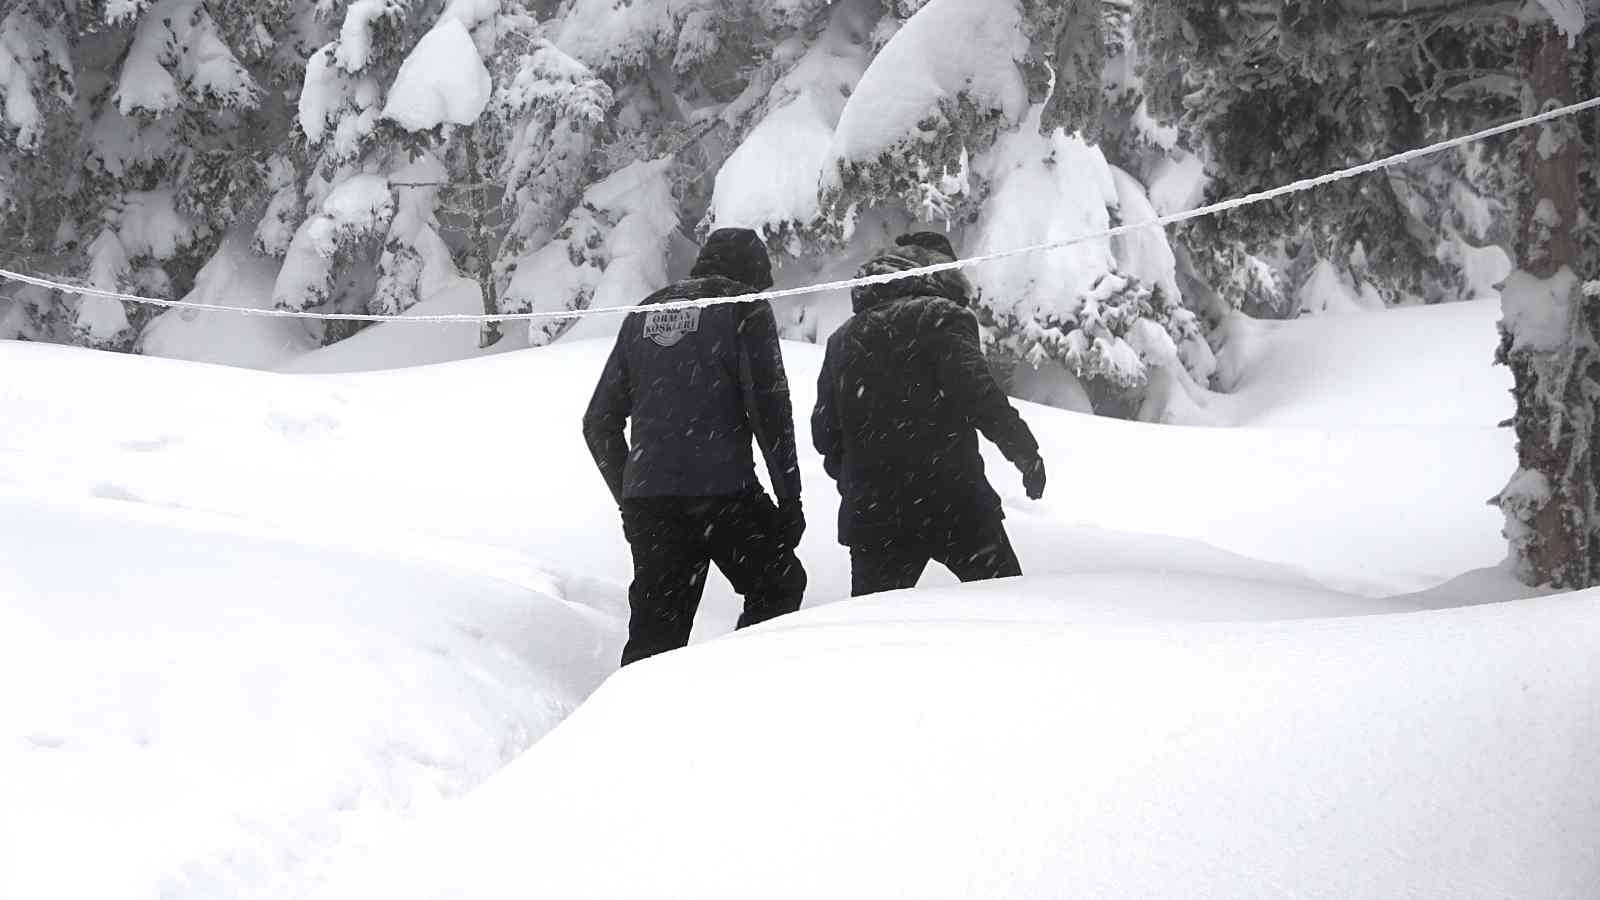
xmin=316 ymin=588 xmax=1600 ymax=900
xmin=4 ymin=296 xmax=1558 ymax=898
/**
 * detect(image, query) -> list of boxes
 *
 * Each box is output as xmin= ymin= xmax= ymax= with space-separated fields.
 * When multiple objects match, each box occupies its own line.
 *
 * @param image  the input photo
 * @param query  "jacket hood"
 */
xmin=850 ymin=243 xmax=973 ymax=314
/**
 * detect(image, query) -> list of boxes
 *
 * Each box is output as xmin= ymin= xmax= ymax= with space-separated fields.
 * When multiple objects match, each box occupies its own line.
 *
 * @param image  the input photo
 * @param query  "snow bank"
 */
xmin=0 ymin=287 xmax=1532 ymax=895
xmin=1209 ymin=298 xmax=1512 ymax=427
xmin=382 ymin=18 xmax=492 ymax=131
xmin=1296 ymin=257 xmax=1385 ymax=315
xmin=0 ymin=491 xmax=621 ymax=900
xmin=140 ymin=231 xmax=318 ymax=369
xmin=318 ymin=588 xmax=1600 ymax=900
xmin=282 ymin=281 xmax=530 ymax=374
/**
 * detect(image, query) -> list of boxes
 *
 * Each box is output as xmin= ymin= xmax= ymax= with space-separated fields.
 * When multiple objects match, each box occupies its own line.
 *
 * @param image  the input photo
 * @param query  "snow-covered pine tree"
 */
xmin=1136 ymin=0 xmax=1530 ymax=319
xmin=699 ymin=0 xmax=1214 ymax=420
xmin=1493 ymin=11 xmax=1600 ymax=589
xmin=274 ymin=0 xmax=433 ymax=343
xmin=484 ymin=0 xmax=852 ymax=346
xmin=0 ymin=0 xmax=303 ymax=349
xmin=0 ymin=1 xmax=80 ymax=342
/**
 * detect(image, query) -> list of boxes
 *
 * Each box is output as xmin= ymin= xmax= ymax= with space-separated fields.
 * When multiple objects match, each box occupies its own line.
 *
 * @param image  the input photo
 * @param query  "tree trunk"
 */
xmin=466 ymin=133 xmax=503 ymax=349
xmin=1496 ymin=23 xmax=1594 ymax=588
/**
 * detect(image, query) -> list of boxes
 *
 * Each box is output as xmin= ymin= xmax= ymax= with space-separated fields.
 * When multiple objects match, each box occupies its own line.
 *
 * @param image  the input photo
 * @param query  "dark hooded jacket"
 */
xmin=583 ymin=230 xmax=801 ymax=503
xmin=812 ymin=244 xmax=1039 ymax=546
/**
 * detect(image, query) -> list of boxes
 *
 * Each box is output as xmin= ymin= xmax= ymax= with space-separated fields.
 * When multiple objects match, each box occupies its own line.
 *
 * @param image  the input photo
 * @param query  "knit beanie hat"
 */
xmin=691 ymin=228 xmax=774 ymax=290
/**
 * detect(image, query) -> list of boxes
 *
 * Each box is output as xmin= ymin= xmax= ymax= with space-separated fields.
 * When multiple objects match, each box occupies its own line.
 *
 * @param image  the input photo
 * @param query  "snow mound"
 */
xmin=0 ymin=491 xmax=621 ymax=900
xmin=382 ymin=19 xmax=492 ymax=131
xmin=1211 ymin=298 xmax=1513 ymax=428
xmin=140 ymin=231 xmax=318 ymax=369
xmin=318 ymin=587 xmax=1600 ymax=900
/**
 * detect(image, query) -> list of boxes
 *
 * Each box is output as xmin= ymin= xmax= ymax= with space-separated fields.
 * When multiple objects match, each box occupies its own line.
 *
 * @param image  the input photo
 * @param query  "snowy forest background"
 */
xmin=1 ymin=0 xmax=1599 ymax=585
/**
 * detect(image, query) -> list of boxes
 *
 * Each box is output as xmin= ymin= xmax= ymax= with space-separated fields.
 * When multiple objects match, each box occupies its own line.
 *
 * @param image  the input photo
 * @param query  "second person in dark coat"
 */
xmin=812 ymin=233 xmax=1046 ymax=597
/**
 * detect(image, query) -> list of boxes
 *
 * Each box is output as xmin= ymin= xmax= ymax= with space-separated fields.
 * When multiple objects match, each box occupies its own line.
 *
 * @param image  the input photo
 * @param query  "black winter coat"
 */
xmin=812 ymin=273 xmax=1039 ymax=547
xmin=584 ymin=276 xmax=801 ymax=503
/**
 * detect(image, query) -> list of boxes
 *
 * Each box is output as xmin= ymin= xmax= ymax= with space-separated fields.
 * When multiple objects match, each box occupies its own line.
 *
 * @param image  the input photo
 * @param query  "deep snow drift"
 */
xmin=0 ymin=494 xmax=622 ymax=899
xmin=1 ymin=295 xmax=1536 ymax=898
xmin=316 ymin=588 xmax=1600 ymax=900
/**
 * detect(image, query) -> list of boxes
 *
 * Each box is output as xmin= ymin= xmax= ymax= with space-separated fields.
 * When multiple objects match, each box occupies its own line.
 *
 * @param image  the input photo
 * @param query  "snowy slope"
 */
xmin=0 ymin=492 xmax=621 ymax=900
xmin=1212 ymin=298 xmax=1512 ymax=427
xmin=2 ymin=308 xmax=1509 ymax=607
xmin=0 ymin=296 xmax=1523 ymax=898
xmin=318 ymin=588 xmax=1600 ymax=900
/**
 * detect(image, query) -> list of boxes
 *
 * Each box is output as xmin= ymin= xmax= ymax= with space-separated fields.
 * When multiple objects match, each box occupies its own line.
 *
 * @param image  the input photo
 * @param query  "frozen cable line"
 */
xmin=4 ymin=95 xmax=1598 ymax=325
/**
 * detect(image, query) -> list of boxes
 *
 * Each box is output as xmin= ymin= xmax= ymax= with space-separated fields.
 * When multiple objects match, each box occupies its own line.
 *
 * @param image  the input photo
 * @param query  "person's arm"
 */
xmin=811 ymin=333 xmax=842 ymax=482
xmin=928 ymin=303 xmax=1040 ymax=466
xmin=582 ymin=338 xmax=632 ymax=504
xmin=738 ymin=301 xmax=803 ymax=501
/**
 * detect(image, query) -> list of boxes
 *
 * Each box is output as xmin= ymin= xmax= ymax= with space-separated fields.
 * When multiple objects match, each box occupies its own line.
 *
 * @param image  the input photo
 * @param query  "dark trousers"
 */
xmin=849 ymin=519 xmax=1021 ymax=597
xmin=619 ymin=490 xmax=807 ymax=666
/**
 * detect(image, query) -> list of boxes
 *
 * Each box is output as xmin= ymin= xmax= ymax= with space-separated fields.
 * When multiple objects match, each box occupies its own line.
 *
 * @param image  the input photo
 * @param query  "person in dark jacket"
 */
xmin=812 ymin=232 xmax=1046 ymax=597
xmin=584 ymin=228 xmax=807 ymax=666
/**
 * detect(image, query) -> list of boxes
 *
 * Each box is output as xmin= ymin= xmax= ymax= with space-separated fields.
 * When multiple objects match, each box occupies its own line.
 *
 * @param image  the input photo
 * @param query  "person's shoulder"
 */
xmin=639 ymin=276 xmax=754 ymax=305
xmin=911 ymin=295 xmax=972 ymax=330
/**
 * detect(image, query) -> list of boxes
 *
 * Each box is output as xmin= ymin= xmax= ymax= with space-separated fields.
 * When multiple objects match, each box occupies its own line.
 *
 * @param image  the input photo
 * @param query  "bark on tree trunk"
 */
xmin=1496 ymin=23 xmax=1594 ymax=588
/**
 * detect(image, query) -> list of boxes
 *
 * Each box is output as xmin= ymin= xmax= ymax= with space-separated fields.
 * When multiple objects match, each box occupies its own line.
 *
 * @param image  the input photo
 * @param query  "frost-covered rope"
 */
xmin=5 ymin=95 xmax=1599 ymax=324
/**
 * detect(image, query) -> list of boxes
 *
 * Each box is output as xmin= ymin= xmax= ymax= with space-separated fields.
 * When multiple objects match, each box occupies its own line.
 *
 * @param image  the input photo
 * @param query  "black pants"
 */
xmin=849 ymin=519 xmax=1021 ymax=597
xmin=619 ymin=490 xmax=806 ymax=666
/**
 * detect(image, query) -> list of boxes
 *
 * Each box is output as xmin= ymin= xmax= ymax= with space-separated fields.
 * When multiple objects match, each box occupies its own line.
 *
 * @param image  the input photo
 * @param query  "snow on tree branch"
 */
xmin=114 ymin=0 xmax=261 ymax=116
xmin=0 ymin=7 xmax=74 ymax=153
xmin=819 ymin=0 xmax=1030 ymax=234
xmin=382 ymin=18 xmax=492 ymax=131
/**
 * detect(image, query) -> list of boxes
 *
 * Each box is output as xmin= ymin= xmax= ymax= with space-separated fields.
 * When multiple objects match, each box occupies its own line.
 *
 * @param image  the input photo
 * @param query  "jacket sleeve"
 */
xmin=737 ymin=301 xmax=803 ymax=501
xmin=811 ymin=334 xmax=842 ymax=482
xmin=928 ymin=303 xmax=1040 ymax=464
xmin=582 ymin=336 xmax=632 ymax=504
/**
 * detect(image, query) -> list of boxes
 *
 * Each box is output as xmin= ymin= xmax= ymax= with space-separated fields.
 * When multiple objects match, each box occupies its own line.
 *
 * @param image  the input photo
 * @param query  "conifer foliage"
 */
xmin=1 ymin=2 xmax=1599 ymax=588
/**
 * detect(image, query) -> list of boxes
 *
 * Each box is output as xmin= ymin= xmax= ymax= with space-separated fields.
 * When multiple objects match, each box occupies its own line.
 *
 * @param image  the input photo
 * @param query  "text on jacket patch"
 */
xmin=643 ymin=308 xmax=701 ymax=347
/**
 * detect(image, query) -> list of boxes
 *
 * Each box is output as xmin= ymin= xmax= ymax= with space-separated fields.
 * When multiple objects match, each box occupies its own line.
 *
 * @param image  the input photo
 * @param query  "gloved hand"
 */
xmin=775 ymin=497 xmax=806 ymax=549
xmin=1018 ymin=455 xmax=1046 ymax=500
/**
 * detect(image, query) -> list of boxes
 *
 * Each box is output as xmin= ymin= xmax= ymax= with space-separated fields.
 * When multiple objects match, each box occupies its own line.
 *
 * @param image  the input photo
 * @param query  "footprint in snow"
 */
xmin=266 ymin=411 xmax=340 ymax=439
xmin=120 ymin=436 xmax=176 ymax=453
xmin=90 ymin=483 xmax=143 ymax=503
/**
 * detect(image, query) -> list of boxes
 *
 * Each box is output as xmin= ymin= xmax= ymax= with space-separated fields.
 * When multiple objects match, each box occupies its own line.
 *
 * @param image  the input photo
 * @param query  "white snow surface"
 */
xmin=1501 ymin=265 xmax=1580 ymax=353
xmin=140 ymin=231 xmax=318 ymax=369
xmin=2 ymin=291 xmax=1540 ymax=898
xmin=382 ymin=18 xmax=492 ymax=131
xmin=318 ymin=587 xmax=1600 ymax=900
xmin=1296 ymin=257 xmax=1385 ymax=315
